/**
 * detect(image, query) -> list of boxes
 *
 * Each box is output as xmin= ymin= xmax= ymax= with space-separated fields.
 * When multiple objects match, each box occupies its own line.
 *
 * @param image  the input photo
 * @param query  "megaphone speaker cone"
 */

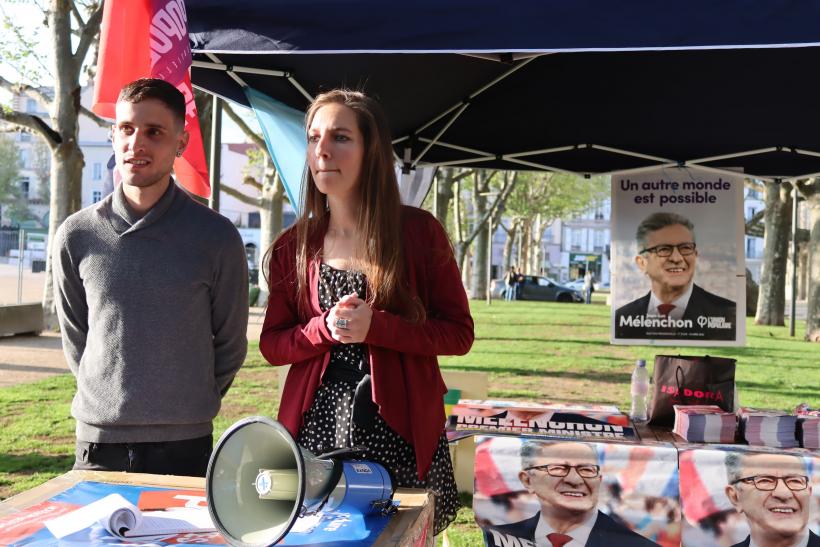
xmin=206 ymin=417 xmax=307 ymax=546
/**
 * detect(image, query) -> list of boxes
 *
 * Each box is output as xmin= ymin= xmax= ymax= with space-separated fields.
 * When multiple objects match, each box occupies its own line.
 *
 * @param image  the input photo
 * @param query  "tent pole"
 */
xmin=209 ymin=95 xmax=223 ymax=211
xmin=790 ymin=181 xmax=798 ymax=337
xmin=412 ymin=102 xmax=470 ymax=167
xmin=486 ymin=216 xmax=493 ymax=306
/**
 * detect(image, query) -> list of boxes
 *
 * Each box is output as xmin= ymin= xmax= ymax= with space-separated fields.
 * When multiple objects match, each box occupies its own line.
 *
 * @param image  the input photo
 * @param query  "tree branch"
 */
xmin=0 ymin=75 xmax=53 ymax=109
xmin=68 ymin=0 xmax=86 ymax=27
xmin=795 ymin=178 xmax=819 ymax=200
xmin=221 ymin=183 xmax=261 ymax=207
xmin=0 ymin=109 xmax=61 ymax=148
xmin=451 ymin=169 xmax=475 ymax=184
xmin=223 ymin=101 xmax=267 ymax=151
xmin=464 ymin=170 xmax=517 ymax=246
xmin=81 ymin=105 xmax=111 ymax=128
xmin=243 ymin=175 xmax=264 ymax=192
xmin=745 ymin=208 xmax=765 ymax=233
xmin=74 ymin=2 xmax=103 ymax=67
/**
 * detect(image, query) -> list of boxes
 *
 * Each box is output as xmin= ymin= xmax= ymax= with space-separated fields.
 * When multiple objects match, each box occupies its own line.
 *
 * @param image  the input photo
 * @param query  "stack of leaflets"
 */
xmin=673 ymin=405 xmax=737 ymax=443
xmin=738 ymin=407 xmax=798 ymax=448
xmin=795 ymin=404 xmax=820 ymax=449
xmin=44 ymin=493 xmax=215 ymax=540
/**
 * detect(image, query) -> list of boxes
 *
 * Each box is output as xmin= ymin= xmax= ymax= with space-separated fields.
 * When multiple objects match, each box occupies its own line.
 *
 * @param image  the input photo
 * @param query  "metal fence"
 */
xmin=0 ymin=227 xmax=47 ymax=305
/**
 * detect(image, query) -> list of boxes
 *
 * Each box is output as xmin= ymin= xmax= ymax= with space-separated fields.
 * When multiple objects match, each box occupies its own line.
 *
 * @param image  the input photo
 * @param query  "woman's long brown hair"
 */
xmin=286 ymin=89 xmax=424 ymax=322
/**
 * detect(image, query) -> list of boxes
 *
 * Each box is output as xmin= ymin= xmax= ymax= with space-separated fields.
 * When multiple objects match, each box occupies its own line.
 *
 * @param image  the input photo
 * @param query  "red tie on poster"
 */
xmin=92 ymin=0 xmax=210 ymax=197
xmin=547 ymin=532 xmax=573 ymax=547
xmin=657 ymin=304 xmax=675 ymax=317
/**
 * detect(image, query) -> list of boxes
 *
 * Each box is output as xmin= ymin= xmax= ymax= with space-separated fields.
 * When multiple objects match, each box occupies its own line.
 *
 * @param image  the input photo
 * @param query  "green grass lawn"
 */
xmin=1 ymin=300 xmax=817 ymax=545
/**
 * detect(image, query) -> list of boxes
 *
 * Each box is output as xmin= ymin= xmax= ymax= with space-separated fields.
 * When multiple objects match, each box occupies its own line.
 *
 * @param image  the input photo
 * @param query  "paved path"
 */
xmin=0 ymin=307 xmax=265 ymax=388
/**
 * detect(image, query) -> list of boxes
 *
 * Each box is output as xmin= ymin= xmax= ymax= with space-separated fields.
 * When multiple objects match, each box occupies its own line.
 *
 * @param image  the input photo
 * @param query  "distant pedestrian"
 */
xmin=504 ymin=266 xmax=518 ymax=301
xmin=584 ymin=270 xmax=595 ymax=304
xmin=515 ymin=271 xmax=525 ymax=300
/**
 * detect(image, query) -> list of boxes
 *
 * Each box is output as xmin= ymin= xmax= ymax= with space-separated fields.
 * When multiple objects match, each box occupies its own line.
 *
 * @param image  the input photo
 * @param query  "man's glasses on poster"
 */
xmin=639 ymin=242 xmax=697 ymax=257
xmin=524 ymin=464 xmax=601 ymax=478
xmin=732 ymin=474 xmax=809 ymax=491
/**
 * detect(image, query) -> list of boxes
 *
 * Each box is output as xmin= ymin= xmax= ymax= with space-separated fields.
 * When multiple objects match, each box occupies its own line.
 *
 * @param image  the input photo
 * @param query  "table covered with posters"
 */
xmin=0 ymin=471 xmax=434 ymax=546
xmin=450 ymin=400 xmax=819 ymax=547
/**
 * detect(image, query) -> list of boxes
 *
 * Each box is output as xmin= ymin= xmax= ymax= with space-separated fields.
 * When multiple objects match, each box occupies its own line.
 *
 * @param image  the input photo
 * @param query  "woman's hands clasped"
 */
xmin=326 ymin=294 xmax=373 ymax=343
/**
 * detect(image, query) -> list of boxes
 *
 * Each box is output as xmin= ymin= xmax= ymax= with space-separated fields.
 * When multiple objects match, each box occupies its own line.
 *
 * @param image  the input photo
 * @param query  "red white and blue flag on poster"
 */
xmin=92 ymin=0 xmax=210 ymax=197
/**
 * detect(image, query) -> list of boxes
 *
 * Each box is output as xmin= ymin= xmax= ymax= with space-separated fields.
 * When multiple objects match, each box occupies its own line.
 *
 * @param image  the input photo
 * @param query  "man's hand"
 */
xmin=326 ymin=294 xmax=373 ymax=343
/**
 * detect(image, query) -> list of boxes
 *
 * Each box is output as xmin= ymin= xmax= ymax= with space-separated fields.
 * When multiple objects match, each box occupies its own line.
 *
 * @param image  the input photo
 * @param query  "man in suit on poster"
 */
xmin=484 ymin=441 xmax=656 ymax=547
xmin=724 ymin=451 xmax=818 ymax=547
xmin=614 ymin=212 xmax=736 ymax=341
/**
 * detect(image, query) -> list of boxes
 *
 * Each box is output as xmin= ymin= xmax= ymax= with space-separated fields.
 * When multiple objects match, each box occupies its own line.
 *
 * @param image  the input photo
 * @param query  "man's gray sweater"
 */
xmin=53 ymin=181 xmax=248 ymax=443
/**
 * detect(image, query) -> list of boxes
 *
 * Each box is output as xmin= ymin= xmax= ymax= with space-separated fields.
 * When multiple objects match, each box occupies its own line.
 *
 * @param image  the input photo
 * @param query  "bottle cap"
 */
xmin=636 ymin=359 xmax=646 ymax=367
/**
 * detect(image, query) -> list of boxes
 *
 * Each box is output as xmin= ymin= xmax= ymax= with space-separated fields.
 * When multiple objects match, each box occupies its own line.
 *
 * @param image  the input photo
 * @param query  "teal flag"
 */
xmin=243 ymin=87 xmax=306 ymax=213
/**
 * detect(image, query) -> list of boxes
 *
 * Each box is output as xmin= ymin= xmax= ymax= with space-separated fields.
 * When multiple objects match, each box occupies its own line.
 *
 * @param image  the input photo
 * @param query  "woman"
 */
xmin=259 ymin=89 xmax=474 ymax=534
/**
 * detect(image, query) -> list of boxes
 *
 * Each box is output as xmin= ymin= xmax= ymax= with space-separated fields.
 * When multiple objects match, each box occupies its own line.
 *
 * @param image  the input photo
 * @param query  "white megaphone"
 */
xmin=206 ymin=416 xmax=395 ymax=546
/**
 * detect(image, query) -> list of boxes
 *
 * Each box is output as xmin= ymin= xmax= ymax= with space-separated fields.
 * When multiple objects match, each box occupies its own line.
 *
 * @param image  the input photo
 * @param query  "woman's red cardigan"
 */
xmin=259 ymin=206 xmax=474 ymax=479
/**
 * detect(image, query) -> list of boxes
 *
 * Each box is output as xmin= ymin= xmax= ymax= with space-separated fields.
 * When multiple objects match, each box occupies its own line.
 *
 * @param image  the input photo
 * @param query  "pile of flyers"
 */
xmin=795 ymin=404 xmax=820 ymax=449
xmin=738 ymin=407 xmax=798 ymax=448
xmin=673 ymin=405 xmax=737 ymax=443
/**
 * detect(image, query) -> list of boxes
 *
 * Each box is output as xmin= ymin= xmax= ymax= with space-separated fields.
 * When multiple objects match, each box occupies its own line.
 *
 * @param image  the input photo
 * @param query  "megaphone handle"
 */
xmin=371 ymin=498 xmax=398 ymax=517
xmin=317 ymin=446 xmax=368 ymax=460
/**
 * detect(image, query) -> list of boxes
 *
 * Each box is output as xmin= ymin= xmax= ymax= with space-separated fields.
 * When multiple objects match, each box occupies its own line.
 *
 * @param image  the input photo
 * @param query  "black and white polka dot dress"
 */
xmin=296 ymin=262 xmax=460 ymax=535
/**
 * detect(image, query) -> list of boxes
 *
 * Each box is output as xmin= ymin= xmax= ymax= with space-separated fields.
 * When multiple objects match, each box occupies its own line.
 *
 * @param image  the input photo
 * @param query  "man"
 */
xmin=484 ymin=441 xmax=655 ymax=547
xmin=614 ymin=212 xmax=736 ymax=340
xmin=505 ymin=266 xmax=518 ymax=301
xmin=53 ymin=78 xmax=248 ymax=477
xmin=724 ymin=451 xmax=818 ymax=547
xmin=583 ymin=271 xmax=594 ymax=304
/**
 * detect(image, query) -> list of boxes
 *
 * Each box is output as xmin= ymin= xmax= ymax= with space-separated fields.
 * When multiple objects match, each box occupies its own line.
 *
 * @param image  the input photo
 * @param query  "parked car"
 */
xmin=566 ymin=277 xmax=609 ymax=292
xmin=518 ymin=276 xmax=583 ymax=302
xmin=489 ymin=278 xmax=507 ymax=299
xmin=490 ymin=276 xmax=583 ymax=302
xmin=565 ymin=278 xmax=586 ymax=291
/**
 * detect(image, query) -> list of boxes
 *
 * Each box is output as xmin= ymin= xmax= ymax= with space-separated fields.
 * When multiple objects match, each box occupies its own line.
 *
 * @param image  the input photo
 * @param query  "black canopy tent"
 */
xmin=186 ymin=0 xmax=820 ymax=182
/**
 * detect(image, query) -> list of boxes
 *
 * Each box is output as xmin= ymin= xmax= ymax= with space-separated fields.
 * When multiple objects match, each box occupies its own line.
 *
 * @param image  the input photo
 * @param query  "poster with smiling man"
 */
xmin=610 ymin=167 xmax=745 ymax=346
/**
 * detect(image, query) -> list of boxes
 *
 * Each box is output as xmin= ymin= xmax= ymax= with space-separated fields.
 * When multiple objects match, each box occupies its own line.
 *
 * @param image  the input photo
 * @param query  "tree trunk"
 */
xmin=797 ymin=242 xmax=808 ymax=301
xmin=529 ymin=213 xmax=543 ymax=274
xmin=797 ymin=179 xmax=820 ymax=341
xmin=469 ymin=191 xmax=488 ymax=299
xmin=502 ymin=222 xmax=517 ymax=271
xmin=434 ymin=168 xmax=455 ymax=225
xmin=755 ymin=181 xmax=792 ymax=326
xmin=255 ymin=169 xmax=284 ymax=306
xmin=520 ymin=221 xmax=531 ymax=274
xmin=43 ymin=4 xmax=86 ymax=329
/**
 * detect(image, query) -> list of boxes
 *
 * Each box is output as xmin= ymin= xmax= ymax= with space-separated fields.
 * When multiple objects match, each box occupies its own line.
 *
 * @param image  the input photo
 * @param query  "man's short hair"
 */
xmin=635 ymin=212 xmax=695 ymax=250
xmin=520 ymin=440 xmax=599 ymax=470
xmin=118 ymin=78 xmax=186 ymax=126
xmin=724 ymin=450 xmax=808 ymax=484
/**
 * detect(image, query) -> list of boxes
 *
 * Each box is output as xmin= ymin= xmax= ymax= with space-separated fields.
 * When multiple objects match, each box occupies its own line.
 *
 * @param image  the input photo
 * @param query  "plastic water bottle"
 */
xmin=630 ymin=359 xmax=649 ymax=423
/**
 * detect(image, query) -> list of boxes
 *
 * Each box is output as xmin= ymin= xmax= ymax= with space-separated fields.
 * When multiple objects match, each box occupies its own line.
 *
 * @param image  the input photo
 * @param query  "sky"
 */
xmin=0 ymin=1 xmax=254 ymax=143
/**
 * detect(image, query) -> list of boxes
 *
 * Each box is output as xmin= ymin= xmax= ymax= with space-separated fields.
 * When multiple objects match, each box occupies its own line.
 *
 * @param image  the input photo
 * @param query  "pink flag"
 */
xmin=93 ymin=0 xmax=210 ymax=197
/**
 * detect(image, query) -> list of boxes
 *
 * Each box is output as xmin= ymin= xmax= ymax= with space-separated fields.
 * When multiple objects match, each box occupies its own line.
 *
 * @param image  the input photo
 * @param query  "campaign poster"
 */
xmin=679 ymin=446 xmax=820 ymax=547
xmin=0 ymin=481 xmax=392 ymax=546
xmin=447 ymin=400 xmax=638 ymax=443
xmin=475 ymin=436 xmax=680 ymax=547
xmin=610 ymin=167 xmax=745 ymax=346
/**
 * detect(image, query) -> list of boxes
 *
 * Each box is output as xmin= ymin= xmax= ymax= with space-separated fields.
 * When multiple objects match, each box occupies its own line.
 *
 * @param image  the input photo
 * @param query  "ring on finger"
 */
xmin=335 ymin=318 xmax=349 ymax=329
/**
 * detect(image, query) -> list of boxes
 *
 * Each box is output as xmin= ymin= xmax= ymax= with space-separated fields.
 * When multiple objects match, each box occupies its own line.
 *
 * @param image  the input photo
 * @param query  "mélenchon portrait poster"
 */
xmin=610 ymin=167 xmax=745 ymax=346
